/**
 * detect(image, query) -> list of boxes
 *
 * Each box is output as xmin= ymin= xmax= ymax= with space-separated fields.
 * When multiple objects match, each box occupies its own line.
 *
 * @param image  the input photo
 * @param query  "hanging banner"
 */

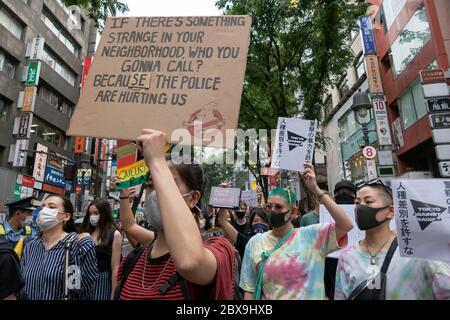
xmin=392 ymin=179 xmax=450 ymax=264
xmin=67 ymin=15 xmax=252 ymax=147
xmin=271 ymin=117 xmax=317 ymax=172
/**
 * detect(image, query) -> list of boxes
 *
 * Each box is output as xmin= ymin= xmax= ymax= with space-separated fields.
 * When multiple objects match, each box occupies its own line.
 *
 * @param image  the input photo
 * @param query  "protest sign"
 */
xmin=67 ymin=16 xmax=252 ymax=147
xmin=320 ymin=204 xmax=397 ymax=258
xmin=392 ymin=179 xmax=450 ymax=264
xmin=240 ymin=190 xmax=258 ymax=208
xmin=116 ymin=159 xmax=150 ymax=190
xmin=271 ymin=117 xmax=317 ymax=172
xmin=208 ymin=187 xmax=241 ymax=209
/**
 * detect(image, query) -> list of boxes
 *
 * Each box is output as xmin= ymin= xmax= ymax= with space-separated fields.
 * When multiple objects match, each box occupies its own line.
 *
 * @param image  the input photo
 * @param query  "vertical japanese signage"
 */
xmin=33 ymin=143 xmax=48 ymax=181
xmin=25 ymin=60 xmax=41 ymax=86
xmin=12 ymin=139 xmax=29 ymax=167
xmin=29 ymin=36 xmax=45 ymax=60
xmin=21 ymin=86 xmax=37 ymax=112
xmin=365 ymin=55 xmax=383 ymax=98
xmin=359 ymin=16 xmax=376 ymax=55
xmin=17 ymin=112 xmax=33 ymax=139
xmin=372 ymin=100 xmax=393 ymax=145
xmin=74 ymin=136 xmax=84 ymax=154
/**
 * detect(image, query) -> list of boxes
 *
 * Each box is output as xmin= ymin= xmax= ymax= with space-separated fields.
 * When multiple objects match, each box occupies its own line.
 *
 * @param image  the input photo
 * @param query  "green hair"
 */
xmin=269 ymin=187 xmax=298 ymax=206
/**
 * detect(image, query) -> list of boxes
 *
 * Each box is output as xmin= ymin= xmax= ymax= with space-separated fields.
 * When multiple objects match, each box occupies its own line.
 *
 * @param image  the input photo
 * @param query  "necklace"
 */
xmin=364 ymin=232 xmax=394 ymax=265
xmin=141 ymin=245 xmax=172 ymax=290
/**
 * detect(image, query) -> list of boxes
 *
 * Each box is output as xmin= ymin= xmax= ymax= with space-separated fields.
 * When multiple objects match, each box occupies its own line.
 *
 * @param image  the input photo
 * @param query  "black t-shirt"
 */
xmin=233 ymin=219 xmax=251 ymax=237
xmin=235 ymin=232 xmax=250 ymax=259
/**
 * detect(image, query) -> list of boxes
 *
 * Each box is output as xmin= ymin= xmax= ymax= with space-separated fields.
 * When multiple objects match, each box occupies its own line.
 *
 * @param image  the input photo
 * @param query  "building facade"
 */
xmin=0 ymin=0 xmax=98 ymax=211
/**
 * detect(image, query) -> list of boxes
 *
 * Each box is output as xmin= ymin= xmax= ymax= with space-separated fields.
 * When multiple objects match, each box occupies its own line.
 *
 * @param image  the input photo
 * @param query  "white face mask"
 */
xmin=89 ymin=215 xmax=100 ymax=227
xmin=36 ymin=207 xmax=61 ymax=232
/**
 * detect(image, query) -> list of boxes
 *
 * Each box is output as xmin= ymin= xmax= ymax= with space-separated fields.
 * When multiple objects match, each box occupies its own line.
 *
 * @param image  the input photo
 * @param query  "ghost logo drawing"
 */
xmin=184 ymin=102 xmax=224 ymax=140
xmin=410 ymin=199 xmax=447 ymax=231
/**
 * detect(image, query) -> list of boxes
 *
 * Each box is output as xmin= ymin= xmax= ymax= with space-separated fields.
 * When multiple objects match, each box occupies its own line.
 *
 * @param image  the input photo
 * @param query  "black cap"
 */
xmin=5 ymin=197 xmax=37 ymax=218
xmin=334 ymin=180 xmax=357 ymax=195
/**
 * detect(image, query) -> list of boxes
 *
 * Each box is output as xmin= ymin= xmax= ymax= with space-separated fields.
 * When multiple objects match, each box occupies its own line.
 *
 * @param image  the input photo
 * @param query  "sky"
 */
xmin=120 ymin=0 xmax=222 ymax=16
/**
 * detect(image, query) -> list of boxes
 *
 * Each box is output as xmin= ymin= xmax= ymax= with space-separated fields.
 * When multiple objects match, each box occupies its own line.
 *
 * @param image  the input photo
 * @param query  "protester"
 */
xmin=0 ymin=239 xmax=27 ymax=300
xmin=20 ymin=195 xmax=98 ymax=300
xmin=0 ymin=197 xmax=38 ymax=259
xmin=113 ymin=129 xmax=238 ymax=300
xmin=80 ymin=199 xmax=122 ymax=300
xmin=335 ymin=179 xmax=450 ymax=300
xmin=233 ymin=201 xmax=251 ymax=237
xmin=299 ymin=191 xmax=320 ymax=227
xmin=217 ymin=207 xmax=270 ymax=259
xmin=240 ymin=163 xmax=353 ymax=300
xmin=324 ymin=180 xmax=357 ymax=300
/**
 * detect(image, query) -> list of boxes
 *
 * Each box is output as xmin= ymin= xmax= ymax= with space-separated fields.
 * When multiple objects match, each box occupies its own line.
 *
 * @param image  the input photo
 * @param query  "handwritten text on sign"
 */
xmin=116 ymin=159 xmax=150 ymax=190
xmin=67 ymin=16 xmax=251 ymax=145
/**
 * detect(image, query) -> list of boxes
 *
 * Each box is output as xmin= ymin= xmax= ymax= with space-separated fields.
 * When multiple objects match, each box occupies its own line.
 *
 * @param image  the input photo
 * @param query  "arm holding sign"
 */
xmin=137 ymin=129 xmax=218 ymax=285
xmin=300 ymin=163 xmax=353 ymax=242
xmin=112 ymin=177 xmax=155 ymax=246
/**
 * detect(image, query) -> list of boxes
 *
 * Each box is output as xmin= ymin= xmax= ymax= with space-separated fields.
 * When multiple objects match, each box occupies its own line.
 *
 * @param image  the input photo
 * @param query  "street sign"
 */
xmin=44 ymin=166 xmax=66 ymax=188
xmin=420 ymin=69 xmax=445 ymax=84
xmin=17 ymin=112 xmax=33 ymax=139
xmin=76 ymin=169 xmax=92 ymax=185
xmin=378 ymin=150 xmax=394 ymax=166
xmin=372 ymin=100 xmax=392 ymax=145
xmin=438 ymin=162 xmax=450 ymax=177
xmin=422 ymin=83 xmax=449 ymax=98
xmin=435 ymin=144 xmax=450 ymax=161
xmin=432 ymin=129 xmax=450 ymax=144
xmin=362 ymin=146 xmax=377 ymax=159
xmin=359 ymin=16 xmax=376 ymax=55
xmin=25 ymin=60 xmax=40 ymax=86
xmin=429 ymin=112 xmax=450 ymax=129
xmin=427 ymin=98 xmax=450 ymax=113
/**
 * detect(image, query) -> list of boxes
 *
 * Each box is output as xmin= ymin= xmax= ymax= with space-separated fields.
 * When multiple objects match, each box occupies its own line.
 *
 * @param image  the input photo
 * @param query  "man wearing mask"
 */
xmin=0 ymin=197 xmax=38 ymax=259
xmin=335 ymin=179 xmax=450 ymax=300
xmin=324 ymin=180 xmax=357 ymax=299
xmin=233 ymin=201 xmax=251 ymax=237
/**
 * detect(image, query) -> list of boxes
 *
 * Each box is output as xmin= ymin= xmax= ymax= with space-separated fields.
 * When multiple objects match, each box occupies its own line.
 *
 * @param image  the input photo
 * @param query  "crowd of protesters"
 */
xmin=1 ymin=129 xmax=449 ymax=300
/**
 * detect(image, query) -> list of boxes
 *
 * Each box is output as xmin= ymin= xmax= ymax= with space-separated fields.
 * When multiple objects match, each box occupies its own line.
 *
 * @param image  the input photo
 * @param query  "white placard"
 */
xmin=271 ymin=117 xmax=317 ymax=172
xmin=366 ymin=159 xmax=378 ymax=180
xmin=240 ymin=190 xmax=258 ymax=208
xmin=392 ymin=179 xmax=450 ymax=264
xmin=422 ymin=83 xmax=449 ymax=98
xmin=13 ymin=139 xmax=29 ymax=167
xmin=378 ymin=150 xmax=394 ymax=166
xmin=319 ymin=204 xmax=397 ymax=259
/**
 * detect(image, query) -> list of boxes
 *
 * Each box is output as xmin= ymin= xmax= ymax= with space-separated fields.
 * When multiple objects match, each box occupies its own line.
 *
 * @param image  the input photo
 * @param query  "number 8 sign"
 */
xmin=363 ymin=146 xmax=377 ymax=159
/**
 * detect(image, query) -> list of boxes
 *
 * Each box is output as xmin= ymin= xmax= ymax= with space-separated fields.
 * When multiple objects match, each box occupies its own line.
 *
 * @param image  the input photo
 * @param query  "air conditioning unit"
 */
xmin=399 ymin=171 xmax=433 ymax=179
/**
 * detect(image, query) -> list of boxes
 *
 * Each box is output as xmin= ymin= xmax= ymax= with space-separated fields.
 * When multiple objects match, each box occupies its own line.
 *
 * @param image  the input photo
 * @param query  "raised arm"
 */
xmin=216 ymin=208 xmax=238 ymax=244
xmin=137 ymin=129 xmax=217 ymax=285
xmin=300 ymin=163 xmax=353 ymax=241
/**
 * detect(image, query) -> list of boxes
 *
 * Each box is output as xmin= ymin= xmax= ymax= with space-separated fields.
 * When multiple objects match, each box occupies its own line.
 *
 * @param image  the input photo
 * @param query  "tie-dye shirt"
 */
xmin=239 ymin=223 xmax=346 ymax=300
xmin=335 ymin=243 xmax=450 ymax=300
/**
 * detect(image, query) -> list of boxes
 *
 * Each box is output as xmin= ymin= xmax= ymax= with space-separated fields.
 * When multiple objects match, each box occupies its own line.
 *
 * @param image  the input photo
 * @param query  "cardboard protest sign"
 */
xmin=271 ymin=117 xmax=317 ymax=172
xmin=208 ymin=187 xmax=241 ymax=209
xmin=67 ymin=16 xmax=252 ymax=147
xmin=320 ymin=205 xmax=396 ymax=258
xmin=392 ymin=179 xmax=450 ymax=264
xmin=240 ymin=190 xmax=258 ymax=208
xmin=116 ymin=159 xmax=150 ymax=190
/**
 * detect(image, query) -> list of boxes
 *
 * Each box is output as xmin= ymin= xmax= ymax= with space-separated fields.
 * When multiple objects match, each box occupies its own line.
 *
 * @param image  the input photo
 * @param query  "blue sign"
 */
xmin=77 ymin=175 xmax=91 ymax=185
xmin=44 ymin=166 xmax=65 ymax=188
xmin=65 ymin=180 xmax=73 ymax=193
xmin=360 ymin=16 xmax=376 ymax=54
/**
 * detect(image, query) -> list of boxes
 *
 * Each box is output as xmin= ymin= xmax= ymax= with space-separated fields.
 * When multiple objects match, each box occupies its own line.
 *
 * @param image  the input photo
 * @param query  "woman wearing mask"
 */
xmin=20 ymin=195 xmax=98 ymax=300
xmin=217 ymin=208 xmax=270 ymax=259
xmin=114 ymin=129 xmax=237 ymax=300
xmin=240 ymin=164 xmax=353 ymax=300
xmin=80 ymin=199 xmax=122 ymax=300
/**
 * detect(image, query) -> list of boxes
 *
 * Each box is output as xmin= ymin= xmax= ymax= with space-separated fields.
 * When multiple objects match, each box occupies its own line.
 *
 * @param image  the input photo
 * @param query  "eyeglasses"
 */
xmin=264 ymin=203 xmax=286 ymax=212
xmin=357 ymin=179 xmax=392 ymax=196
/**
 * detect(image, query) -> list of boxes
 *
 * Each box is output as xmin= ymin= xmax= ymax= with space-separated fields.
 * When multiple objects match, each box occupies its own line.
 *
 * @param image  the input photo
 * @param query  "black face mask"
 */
xmin=235 ymin=210 xmax=246 ymax=220
xmin=334 ymin=193 xmax=355 ymax=205
xmin=268 ymin=210 xmax=291 ymax=229
xmin=355 ymin=205 xmax=390 ymax=231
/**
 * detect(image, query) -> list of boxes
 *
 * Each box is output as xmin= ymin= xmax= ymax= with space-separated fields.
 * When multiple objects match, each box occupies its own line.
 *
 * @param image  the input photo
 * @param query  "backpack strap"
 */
xmin=113 ymin=245 xmax=145 ymax=300
xmin=62 ymin=233 xmax=78 ymax=300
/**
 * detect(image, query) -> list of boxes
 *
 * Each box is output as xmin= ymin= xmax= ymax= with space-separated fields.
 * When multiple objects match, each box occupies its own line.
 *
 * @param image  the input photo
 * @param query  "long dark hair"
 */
xmin=80 ymin=199 xmax=116 ymax=245
xmin=167 ymin=155 xmax=206 ymax=212
xmin=47 ymin=195 xmax=75 ymax=233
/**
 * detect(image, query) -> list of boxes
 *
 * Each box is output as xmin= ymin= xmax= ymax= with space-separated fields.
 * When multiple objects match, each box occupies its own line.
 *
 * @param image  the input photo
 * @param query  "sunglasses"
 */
xmin=264 ymin=203 xmax=286 ymax=212
xmin=357 ymin=179 xmax=392 ymax=196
